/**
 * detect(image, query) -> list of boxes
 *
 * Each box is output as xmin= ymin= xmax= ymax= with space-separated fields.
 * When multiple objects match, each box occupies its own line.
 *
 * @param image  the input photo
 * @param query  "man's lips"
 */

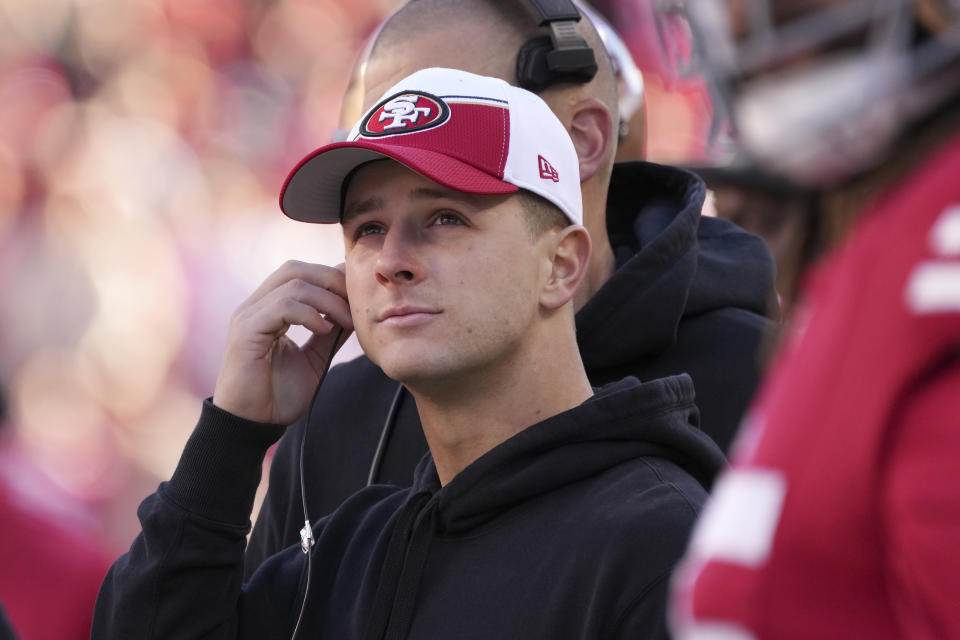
xmin=377 ymin=305 xmax=441 ymax=327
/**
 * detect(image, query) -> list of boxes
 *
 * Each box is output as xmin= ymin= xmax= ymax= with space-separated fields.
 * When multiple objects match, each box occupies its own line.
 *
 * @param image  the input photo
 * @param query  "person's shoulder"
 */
xmin=679 ymin=305 xmax=775 ymax=346
xmin=575 ymin=455 xmax=708 ymax=537
xmin=653 ymin=305 xmax=773 ymax=389
xmin=690 ymin=215 xmax=779 ymax=318
xmin=307 ymin=482 xmax=413 ymax=553
xmin=560 ymin=457 xmax=707 ymax=596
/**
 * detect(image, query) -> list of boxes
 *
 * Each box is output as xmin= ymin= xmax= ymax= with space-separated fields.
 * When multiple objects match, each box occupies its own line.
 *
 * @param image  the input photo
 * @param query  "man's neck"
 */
xmin=574 ymin=186 xmax=616 ymax=310
xmin=576 ymin=238 xmax=615 ymax=310
xmin=408 ymin=329 xmax=593 ymax=486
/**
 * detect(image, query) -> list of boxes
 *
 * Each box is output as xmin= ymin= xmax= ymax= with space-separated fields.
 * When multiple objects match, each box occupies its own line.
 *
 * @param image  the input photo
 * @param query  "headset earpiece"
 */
xmin=516 ymin=35 xmax=597 ymax=92
xmin=517 ymin=36 xmax=556 ymax=92
xmin=515 ymin=0 xmax=598 ymax=93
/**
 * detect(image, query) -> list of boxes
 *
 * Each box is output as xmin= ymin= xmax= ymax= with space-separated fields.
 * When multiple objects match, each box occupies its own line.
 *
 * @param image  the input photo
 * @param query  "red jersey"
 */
xmin=0 ymin=451 xmax=113 ymax=640
xmin=671 ymin=132 xmax=960 ymax=639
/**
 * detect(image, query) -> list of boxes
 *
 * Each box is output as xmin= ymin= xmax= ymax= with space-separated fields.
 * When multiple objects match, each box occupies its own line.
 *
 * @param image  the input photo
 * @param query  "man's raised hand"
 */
xmin=213 ymin=260 xmax=353 ymax=425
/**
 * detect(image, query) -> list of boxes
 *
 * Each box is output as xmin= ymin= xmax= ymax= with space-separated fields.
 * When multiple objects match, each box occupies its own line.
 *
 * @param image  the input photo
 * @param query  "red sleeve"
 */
xmin=883 ymin=358 xmax=960 ymax=639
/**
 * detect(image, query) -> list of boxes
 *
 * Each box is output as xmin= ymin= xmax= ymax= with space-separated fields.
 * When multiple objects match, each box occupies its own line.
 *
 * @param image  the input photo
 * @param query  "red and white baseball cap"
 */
xmin=280 ymin=67 xmax=582 ymax=225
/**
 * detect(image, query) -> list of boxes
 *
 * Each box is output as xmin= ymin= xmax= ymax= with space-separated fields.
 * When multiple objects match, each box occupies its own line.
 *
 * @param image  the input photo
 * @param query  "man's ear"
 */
xmin=568 ymin=97 xmax=616 ymax=183
xmin=540 ymin=225 xmax=592 ymax=311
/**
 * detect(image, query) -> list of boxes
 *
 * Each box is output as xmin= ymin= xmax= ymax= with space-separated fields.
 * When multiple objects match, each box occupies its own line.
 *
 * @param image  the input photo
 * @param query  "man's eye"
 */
xmin=355 ymin=222 xmax=385 ymax=239
xmin=433 ymin=212 xmax=464 ymax=226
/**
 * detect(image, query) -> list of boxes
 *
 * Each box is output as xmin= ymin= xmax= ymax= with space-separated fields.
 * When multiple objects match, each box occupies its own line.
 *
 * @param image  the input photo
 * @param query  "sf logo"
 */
xmin=379 ymin=95 xmax=433 ymax=130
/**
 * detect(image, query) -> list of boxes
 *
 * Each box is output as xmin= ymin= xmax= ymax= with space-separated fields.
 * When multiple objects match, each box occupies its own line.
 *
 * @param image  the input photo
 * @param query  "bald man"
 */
xmin=246 ymin=0 xmax=776 ymax=574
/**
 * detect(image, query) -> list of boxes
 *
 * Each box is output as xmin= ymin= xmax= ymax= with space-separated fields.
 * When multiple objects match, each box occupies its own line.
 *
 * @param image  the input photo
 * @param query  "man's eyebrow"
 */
xmin=342 ymin=185 xmax=485 ymax=224
xmin=410 ymin=186 xmax=485 ymax=207
xmin=341 ymin=196 xmax=384 ymax=224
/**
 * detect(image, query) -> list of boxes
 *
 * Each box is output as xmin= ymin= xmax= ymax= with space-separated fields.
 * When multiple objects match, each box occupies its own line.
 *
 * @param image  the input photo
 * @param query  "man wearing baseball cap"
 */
xmin=247 ymin=0 xmax=777 ymax=576
xmin=93 ymin=68 xmax=722 ymax=640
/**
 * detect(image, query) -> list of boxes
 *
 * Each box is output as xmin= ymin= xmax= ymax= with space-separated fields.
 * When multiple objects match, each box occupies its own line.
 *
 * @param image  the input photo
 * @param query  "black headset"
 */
xmin=515 ymin=0 xmax=598 ymax=92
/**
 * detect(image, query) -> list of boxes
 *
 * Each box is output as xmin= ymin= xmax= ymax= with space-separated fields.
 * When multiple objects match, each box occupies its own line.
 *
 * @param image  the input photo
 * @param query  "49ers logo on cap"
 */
xmin=360 ymin=91 xmax=450 ymax=137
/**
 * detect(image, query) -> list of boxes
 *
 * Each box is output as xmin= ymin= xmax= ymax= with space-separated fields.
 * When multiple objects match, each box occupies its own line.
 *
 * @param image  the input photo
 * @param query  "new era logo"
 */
xmin=538 ymin=155 xmax=559 ymax=182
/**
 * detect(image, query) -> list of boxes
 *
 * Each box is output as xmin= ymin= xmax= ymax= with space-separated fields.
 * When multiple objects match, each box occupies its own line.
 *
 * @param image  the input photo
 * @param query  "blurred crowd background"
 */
xmin=0 ymin=1 xmax=779 ymax=638
xmin=1 ymin=0 xmax=402 ymax=554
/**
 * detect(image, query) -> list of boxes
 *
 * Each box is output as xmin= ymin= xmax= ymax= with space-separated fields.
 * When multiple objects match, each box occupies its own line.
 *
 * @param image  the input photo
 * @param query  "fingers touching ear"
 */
xmin=568 ymin=97 xmax=616 ymax=183
xmin=540 ymin=226 xmax=592 ymax=311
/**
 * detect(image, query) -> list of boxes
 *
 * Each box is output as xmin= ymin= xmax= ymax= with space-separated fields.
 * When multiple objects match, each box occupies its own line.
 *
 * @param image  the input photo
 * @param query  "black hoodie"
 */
xmin=93 ymin=376 xmax=724 ymax=639
xmin=245 ymin=162 xmax=776 ymax=575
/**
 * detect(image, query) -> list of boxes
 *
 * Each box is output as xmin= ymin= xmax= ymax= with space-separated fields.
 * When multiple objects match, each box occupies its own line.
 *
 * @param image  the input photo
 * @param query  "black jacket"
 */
xmin=245 ymin=161 xmax=776 ymax=574
xmin=93 ymin=376 xmax=724 ymax=640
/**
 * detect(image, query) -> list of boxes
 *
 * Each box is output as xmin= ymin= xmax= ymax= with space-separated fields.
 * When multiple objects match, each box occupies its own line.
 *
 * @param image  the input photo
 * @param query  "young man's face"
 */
xmin=341 ymin=160 xmax=549 ymax=388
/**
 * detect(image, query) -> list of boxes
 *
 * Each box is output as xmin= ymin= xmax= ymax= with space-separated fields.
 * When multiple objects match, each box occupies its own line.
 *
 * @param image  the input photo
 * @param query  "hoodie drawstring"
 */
xmin=383 ymin=502 xmax=438 ymax=640
xmin=362 ymin=492 xmax=438 ymax=640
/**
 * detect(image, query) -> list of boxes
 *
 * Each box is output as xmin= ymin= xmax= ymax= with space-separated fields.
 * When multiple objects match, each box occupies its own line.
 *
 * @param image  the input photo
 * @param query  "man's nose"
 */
xmin=374 ymin=227 xmax=424 ymax=286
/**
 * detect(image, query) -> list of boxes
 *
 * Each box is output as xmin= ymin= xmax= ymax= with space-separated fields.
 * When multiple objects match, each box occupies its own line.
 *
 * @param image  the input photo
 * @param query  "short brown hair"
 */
xmin=517 ymin=189 xmax=570 ymax=238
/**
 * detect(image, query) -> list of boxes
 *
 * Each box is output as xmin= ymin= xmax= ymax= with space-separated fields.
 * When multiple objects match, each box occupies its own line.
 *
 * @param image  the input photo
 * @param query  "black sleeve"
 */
xmin=244 ymin=411 xmax=308 ymax=582
xmin=92 ymin=400 xmax=286 ymax=640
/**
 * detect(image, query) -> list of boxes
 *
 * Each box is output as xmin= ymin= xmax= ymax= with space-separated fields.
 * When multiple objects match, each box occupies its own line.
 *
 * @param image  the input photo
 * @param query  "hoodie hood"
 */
xmin=412 ymin=375 xmax=723 ymax=534
xmin=576 ymin=161 xmax=777 ymax=375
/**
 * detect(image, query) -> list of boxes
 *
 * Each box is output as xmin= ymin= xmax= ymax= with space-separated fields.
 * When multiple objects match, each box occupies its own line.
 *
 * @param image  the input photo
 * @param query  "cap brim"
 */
xmin=280 ymin=141 xmax=519 ymax=223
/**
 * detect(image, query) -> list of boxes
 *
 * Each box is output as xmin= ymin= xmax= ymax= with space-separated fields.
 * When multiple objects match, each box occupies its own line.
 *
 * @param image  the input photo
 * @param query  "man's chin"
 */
xmin=379 ymin=359 xmax=444 ymax=387
xmin=364 ymin=335 xmax=477 ymax=391
xmin=375 ymin=350 xmax=461 ymax=392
